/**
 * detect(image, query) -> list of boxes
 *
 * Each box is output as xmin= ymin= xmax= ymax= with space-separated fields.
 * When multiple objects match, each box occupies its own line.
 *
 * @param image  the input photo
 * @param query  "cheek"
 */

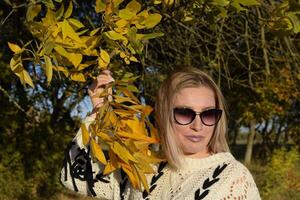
xmin=172 ymin=124 xmax=188 ymax=136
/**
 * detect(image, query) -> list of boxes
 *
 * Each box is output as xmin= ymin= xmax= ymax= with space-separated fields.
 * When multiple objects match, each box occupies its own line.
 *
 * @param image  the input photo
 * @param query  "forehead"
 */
xmin=173 ymin=87 xmax=216 ymax=109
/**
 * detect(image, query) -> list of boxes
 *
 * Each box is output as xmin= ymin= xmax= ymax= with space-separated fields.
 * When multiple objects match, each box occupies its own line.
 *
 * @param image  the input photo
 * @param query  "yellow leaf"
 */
xmin=61 ymin=19 xmax=82 ymax=42
xmin=105 ymin=31 xmax=128 ymax=44
xmin=42 ymin=9 xmax=56 ymax=26
xmin=121 ymin=164 xmax=138 ymax=188
xmin=113 ymin=95 xmax=138 ymax=104
xmin=129 ymin=56 xmax=138 ymax=62
xmin=55 ymin=3 xmax=64 ymax=20
xmin=44 ymin=55 xmax=53 ymax=84
xmin=44 ymin=42 xmax=55 ymax=55
xmin=91 ymin=139 xmax=107 ymax=165
xmin=130 ymin=105 xmax=153 ymax=116
xmin=54 ymin=45 xmax=69 ymax=58
xmin=26 ymin=4 xmax=41 ymax=21
xmin=116 ymin=19 xmax=128 ymax=28
xmin=111 ymin=141 xmax=137 ymax=163
xmin=64 ymin=1 xmax=73 ymax=18
xmin=164 ymin=0 xmax=174 ymax=6
xmin=23 ymin=70 xmax=34 ymax=88
xmin=124 ymin=57 xmax=130 ymax=64
xmin=69 ymin=53 xmax=82 ymax=68
xmin=8 ymin=42 xmax=22 ymax=54
xmin=81 ymin=123 xmax=90 ymax=146
xmin=126 ymin=0 xmax=141 ymax=14
xmin=103 ymin=150 xmax=119 ymax=175
xmin=134 ymin=153 xmax=156 ymax=173
xmin=113 ymin=0 xmax=125 ymax=8
xmin=119 ymin=9 xmax=136 ymax=20
xmin=53 ymin=65 xmax=69 ymax=77
xmin=99 ymin=49 xmax=110 ymax=68
xmin=114 ymin=109 xmax=135 ymax=118
xmin=117 ymin=130 xmax=157 ymax=143
xmin=144 ymin=13 xmax=162 ymax=29
xmin=68 ymin=18 xmax=85 ymax=29
xmin=10 ymin=55 xmax=22 ymax=72
xmin=90 ymin=28 xmax=100 ymax=36
xmin=70 ymin=73 xmax=86 ymax=82
xmin=134 ymin=165 xmax=149 ymax=192
xmin=120 ymin=52 xmax=126 ymax=58
xmin=95 ymin=0 xmax=106 ymax=13
xmin=77 ymin=63 xmax=91 ymax=71
xmin=96 ymin=131 xmax=113 ymax=143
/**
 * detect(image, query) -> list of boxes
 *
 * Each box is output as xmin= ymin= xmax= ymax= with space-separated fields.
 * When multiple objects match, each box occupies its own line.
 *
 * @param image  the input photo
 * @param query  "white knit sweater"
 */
xmin=61 ymin=119 xmax=261 ymax=200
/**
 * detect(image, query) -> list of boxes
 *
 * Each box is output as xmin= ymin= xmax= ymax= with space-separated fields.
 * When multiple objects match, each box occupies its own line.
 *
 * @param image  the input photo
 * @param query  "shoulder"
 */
xmin=219 ymin=154 xmax=261 ymax=200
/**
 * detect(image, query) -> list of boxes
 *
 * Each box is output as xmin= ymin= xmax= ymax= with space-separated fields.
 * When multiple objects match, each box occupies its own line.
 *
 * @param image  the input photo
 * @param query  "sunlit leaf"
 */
xmin=95 ymin=0 xmax=106 ymax=13
xmin=61 ymin=19 xmax=82 ymax=42
xmin=8 ymin=42 xmax=22 ymax=54
xmin=68 ymin=18 xmax=85 ymax=29
xmin=91 ymin=138 xmax=107 ymax=164
xmin=23 ymin=70 xmax=34 ymax=88
xmin=126 ymin=0 xmax=141 ymax=14
xmin=99 ymin=49 xmax=110 ymax=69
xmin=64 ymin=1 xmax=73 ymax=18
xmin=69 ymin=53 xmax=82 ymax=68
xmin=119 ymin=9 xmax=136 ymax=20
xmin=44 ymin=55 xmax=53 ymax=84
xmin=144 ymin=13 xmax=162 ymax=28
xmin=81 ymin=123 xmax=90 ymax=145
xmin=54 ymin=45 xmax=69 ymax=58
xmin=111 ymin=141 xmax=138 ymax=163
xmin=103 ymin=150 xmax=119 ymax=174
xmin=70 ymin=73 xmax=86 ymax=82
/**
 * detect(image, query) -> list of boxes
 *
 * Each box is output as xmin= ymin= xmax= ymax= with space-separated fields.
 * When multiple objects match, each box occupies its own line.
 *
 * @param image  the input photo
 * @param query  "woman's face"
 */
xmin=172 ymin=86 xmax=216 ymax=158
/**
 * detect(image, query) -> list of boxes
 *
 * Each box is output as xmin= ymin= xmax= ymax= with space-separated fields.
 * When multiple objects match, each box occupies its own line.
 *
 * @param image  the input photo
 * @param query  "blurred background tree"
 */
xmin=0 ymin=0 xmax=299 ymax=199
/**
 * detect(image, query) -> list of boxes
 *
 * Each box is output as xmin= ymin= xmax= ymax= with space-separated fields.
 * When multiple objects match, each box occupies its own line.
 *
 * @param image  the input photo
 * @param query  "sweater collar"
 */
xmin=179 ymin=152 xmax=234 ymax=171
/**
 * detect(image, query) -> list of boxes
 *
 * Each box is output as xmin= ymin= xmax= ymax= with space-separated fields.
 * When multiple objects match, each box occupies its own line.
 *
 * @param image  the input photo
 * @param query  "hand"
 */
xmin=88 ymin=70 xmax=114 ymax=115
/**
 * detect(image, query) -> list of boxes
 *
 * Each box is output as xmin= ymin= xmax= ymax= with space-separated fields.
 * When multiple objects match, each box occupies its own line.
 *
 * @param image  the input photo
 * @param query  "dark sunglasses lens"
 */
xmin=201 ymin=109 xmax=222 ymax=126
xmin=174 ymin=108 xmax=195 ymax=125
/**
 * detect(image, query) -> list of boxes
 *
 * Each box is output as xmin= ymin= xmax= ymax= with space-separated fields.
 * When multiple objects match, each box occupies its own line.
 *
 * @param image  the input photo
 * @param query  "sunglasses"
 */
xmin=173 ymin=107 xmax=222 ymax=126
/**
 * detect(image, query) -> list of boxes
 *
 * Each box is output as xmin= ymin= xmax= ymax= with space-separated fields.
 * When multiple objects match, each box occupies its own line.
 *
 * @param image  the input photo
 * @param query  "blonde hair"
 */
xmin=155 ymin=68 xmax=229 ymax=168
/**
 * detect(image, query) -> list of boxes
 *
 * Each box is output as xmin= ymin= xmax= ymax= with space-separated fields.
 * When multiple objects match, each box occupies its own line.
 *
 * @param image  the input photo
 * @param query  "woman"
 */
xmin=61 ymin=68 xmax=261 ymax=199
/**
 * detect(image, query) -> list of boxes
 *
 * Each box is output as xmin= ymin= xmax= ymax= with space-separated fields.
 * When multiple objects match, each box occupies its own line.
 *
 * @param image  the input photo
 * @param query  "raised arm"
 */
xmin=60 ymin=71 xmax=125 ymax=199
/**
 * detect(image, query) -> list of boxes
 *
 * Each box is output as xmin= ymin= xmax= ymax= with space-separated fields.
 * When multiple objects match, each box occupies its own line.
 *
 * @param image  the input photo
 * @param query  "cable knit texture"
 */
xmin=61 ymin=118 xmax=261 ymax=200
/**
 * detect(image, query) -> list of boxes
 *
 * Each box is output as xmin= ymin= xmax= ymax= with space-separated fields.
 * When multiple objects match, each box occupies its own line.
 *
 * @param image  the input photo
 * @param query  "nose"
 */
xmin=190 ymin=114 xmax=203 ymax=131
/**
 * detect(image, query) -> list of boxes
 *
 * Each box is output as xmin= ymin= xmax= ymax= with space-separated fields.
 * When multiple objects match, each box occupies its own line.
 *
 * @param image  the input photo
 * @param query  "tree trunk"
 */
xmin=244 ymin=119 xmax=256 ymax=166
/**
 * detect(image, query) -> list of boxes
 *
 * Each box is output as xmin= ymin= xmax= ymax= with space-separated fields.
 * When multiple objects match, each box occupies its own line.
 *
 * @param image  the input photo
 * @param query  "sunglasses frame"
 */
xmin=173 ymin=107 xmax=222 ymax=126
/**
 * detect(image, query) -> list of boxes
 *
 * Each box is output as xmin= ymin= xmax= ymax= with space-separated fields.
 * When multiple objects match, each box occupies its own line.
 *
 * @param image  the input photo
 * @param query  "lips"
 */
xmin=185 ymin=135 xmax=204 ymax=142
